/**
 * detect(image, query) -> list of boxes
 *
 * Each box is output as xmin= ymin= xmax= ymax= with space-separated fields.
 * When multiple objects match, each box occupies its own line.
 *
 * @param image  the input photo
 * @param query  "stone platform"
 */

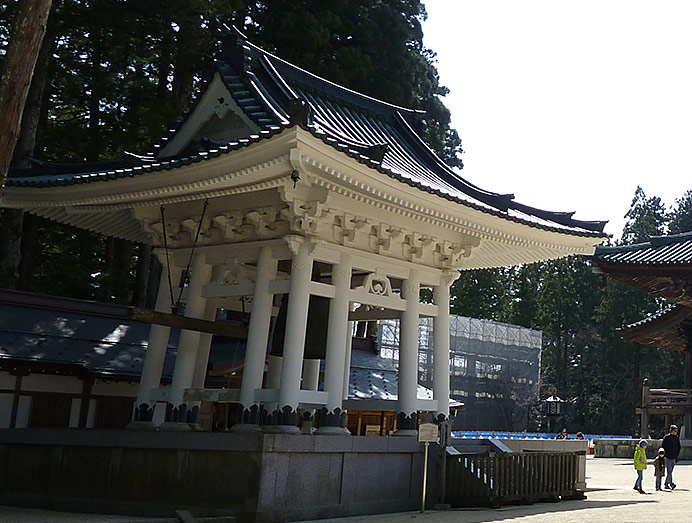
xmin=0 ymin=429 xmax=435 ymax=523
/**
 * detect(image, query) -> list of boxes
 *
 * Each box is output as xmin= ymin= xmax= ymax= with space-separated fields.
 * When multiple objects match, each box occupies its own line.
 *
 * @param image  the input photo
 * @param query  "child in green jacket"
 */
xmin=634 ymin=439 xmax=648 ymax=493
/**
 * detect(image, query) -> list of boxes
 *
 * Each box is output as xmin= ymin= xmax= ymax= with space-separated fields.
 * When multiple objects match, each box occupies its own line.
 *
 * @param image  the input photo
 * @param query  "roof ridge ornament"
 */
xmin=289 ymin=99 xmax=312 ymax=126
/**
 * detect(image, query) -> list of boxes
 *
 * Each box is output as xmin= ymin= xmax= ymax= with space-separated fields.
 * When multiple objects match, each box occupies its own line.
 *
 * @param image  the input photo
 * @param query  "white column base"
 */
xmin=392 ymin=429 xmax=418 ymax=437
xmin=314 ymin=426 xmax=351 ymax=436
xmin=159 ymin=421 xmax=194 ymax=432
xmin=229 ymin=423 xmax=262 ymax=433
xmin=125 ymin=420 xmax=157 ymax=431
xmin=261 ymin=424 xmax=301 ymax=435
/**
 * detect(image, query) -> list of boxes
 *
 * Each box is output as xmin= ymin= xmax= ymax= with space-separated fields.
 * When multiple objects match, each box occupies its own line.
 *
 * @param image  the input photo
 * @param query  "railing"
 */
xmin=452 ymin=431 xmax=629 ymax=441
xmin=445 ymin=452 xmax=580 ymax=507
xmin=646 ymin=388 xmax=692 ymax=408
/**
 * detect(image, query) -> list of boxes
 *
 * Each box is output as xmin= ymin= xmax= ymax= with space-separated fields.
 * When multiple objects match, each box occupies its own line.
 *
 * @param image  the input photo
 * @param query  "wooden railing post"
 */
xmin=641 ymin=381 xmax=650 ymax=438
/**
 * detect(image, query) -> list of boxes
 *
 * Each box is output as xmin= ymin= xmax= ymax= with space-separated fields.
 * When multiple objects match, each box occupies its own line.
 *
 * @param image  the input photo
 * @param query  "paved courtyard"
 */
xmin=316 ymin=457 xmax=692 ymax=523
xmin=0 ymin=457 xmax=690 ymax=522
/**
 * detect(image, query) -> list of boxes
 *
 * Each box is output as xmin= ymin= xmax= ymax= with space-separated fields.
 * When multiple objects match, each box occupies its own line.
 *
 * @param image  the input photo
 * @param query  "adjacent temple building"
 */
xmin=0 ymin=28 xmax=605 ymax=520
xmin=593 ymin=232 xmax=692 ymax=439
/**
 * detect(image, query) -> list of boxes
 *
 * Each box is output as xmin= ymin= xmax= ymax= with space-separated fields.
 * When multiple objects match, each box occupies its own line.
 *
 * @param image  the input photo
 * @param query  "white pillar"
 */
xmin=395 ymin=268 xmax=420 ymax=435
xmin=233 ymin=246 xmax=277 ymax=430
xmin=300 ymin=358 xmax=321 ymax=433
xmin=317 ymin=255 xmax=352 ymax=434
xmin=275 ymin=241 xmax=313 ymax=430
xmin=433 ymin=278 xmax=452 ymax=420
xmin=263 ymin=354 xmax=283 ymax=415
xmin=131 ymin=264 xmax=180 ymax=426
xmin=164 ymin=253 xmax=212 ymax=426
xmin=191 ymin=301 xmax=218 ymax=389
xmin=343 ymin=306 xmax=355 ymax=401
xmin=302 ymin=359 xmax=321 ymax=391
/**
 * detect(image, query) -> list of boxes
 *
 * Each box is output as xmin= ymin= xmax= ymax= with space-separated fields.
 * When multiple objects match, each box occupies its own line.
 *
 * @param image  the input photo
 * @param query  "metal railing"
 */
xmin=445 ymin=452 xmax=580 ymax=507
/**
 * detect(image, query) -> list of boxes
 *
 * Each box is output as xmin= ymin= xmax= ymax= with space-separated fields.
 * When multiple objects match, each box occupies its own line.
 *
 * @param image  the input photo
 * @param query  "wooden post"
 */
xmin=78 ymin=377 xmax=94 ymax=428
xmin=9 ymin=372 xmax=24 ymax=428
xmin=640 ymin=382 xmax=649 ymax=438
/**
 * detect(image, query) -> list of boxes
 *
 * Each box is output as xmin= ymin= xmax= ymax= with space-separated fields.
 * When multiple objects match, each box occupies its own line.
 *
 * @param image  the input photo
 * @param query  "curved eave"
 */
xmin=3 ymin=127 xmax=606 ymax=265
xmin=301 ymin=127 xmax=605 ymax=241
xmin=620 ymin=305 xmax=692 ymax=351
xmin=5 ymin=126 xmax=285 ymax=189
xmin=594 ymin=235 xmax=692 ymax=265
xmin=591 ymin=258 xmax=692 ymax=274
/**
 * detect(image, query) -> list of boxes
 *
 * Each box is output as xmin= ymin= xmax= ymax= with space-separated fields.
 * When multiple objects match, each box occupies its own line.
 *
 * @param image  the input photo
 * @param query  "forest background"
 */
xmin=1 ymin=0 xmax=690 ymax=437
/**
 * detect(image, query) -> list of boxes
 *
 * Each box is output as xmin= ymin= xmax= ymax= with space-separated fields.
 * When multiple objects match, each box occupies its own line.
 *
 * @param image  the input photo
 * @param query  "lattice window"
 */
xmin=29 ymin=394 xmax=72 ymax=428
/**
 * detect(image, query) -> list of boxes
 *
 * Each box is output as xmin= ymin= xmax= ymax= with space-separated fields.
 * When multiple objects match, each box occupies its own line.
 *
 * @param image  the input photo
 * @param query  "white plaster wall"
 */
xmin=0 ymin=394 xmax=13 ymax=428
xmin=15 ymin=396 xmax=30 ymax=428
xmin=22 ymin=374 xmax=82 ymax=394
xmin=68 ymin=398 xmax=81 ymax=428
xmin=0 ymin=372 xmax=17 ymax=390
xmin=92 ymin=380 xmax=138 ymax=397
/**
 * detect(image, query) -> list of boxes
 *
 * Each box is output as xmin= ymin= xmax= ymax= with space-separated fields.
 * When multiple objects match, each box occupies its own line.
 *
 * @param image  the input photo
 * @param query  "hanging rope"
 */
xmin=160 ymin=205 xmax=176 ymax=313
xmin=172 ymin=198 xmax=210 ymax=314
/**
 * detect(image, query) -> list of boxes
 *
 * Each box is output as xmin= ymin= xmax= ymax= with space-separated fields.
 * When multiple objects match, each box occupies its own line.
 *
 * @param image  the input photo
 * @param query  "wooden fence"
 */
xmin=445 ymin=452 xmax=580 ymax=507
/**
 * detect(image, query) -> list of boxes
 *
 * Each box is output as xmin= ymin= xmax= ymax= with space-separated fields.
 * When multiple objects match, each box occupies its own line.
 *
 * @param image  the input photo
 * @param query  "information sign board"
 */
xmin=418 ymin=422 xmax=438 ymax=442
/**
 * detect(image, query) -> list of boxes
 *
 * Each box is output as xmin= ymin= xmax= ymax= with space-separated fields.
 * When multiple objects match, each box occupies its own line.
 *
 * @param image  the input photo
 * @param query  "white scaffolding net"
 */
xmin=378 ymin=315 xmax=542 ymax=430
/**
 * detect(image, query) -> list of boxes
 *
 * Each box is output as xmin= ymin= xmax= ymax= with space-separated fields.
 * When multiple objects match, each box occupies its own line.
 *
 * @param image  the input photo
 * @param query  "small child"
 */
xmin=634 ymin=439 xmax=648 ymax=493
xmin=653 ymin=447 xmax=666 ymax=491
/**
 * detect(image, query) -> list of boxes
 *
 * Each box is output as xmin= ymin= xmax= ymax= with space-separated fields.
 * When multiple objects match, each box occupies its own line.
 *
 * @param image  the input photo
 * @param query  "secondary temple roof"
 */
xmin=5 ymin=28 xmax=606 ymax=242
xmin=620 ymin=305 xmax=692 ymax=351
xmin=592 ymin=232 xmax=692 ymax=305
xmin=593 ymin=232 xmax=692 ymax=352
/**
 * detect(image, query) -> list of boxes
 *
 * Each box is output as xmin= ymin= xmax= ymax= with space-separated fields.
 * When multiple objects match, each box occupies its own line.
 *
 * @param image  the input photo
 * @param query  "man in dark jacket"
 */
xmin=662 ymin=424 xmax=681 ymax=489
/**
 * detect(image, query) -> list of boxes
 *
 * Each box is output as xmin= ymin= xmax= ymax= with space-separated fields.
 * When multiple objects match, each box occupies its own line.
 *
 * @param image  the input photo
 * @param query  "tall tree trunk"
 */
xmin=87 ymin=28 xmax=103 ymax=161
xmin=0 ymin=15 xmax=53 ymax=289
xmin=132 ymin=243 xmax=151 ymax=307
xmin=112 ymin=239 xmax=132 ymax=304
xmin=145 ymin=254 xmax=163 ymax=310
xmin=0 ymin=0 xmax=52 ymax=196
xmin=171 ymin=5 xmax=202 ymax=114
xmin=17 ymin=213 xmax=38 ymax=291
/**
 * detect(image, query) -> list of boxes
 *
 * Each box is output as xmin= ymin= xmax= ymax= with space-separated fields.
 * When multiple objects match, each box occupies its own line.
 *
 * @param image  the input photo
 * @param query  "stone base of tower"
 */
xmin=0 ymin=429 xmax=436 ymax=522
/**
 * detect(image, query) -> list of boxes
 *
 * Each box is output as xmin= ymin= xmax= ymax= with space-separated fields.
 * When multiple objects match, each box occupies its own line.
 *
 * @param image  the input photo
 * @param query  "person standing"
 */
xmin=662 ymin=424 xmax=681 ymax=490
xmin=653 ymin=448 xmax=666 ymax=491
xmin=634 ymin=439 xmax=648 ymax=493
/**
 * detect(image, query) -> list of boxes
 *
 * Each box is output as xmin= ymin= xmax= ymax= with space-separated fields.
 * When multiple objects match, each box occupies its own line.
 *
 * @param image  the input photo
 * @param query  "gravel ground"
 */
xmin=0 ymin=457 xmax=689 ymax=523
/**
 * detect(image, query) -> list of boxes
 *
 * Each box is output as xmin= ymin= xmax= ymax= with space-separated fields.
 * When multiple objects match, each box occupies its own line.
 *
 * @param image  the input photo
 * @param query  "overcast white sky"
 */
xmin=422 ymin=1 xmax=692 ymax=239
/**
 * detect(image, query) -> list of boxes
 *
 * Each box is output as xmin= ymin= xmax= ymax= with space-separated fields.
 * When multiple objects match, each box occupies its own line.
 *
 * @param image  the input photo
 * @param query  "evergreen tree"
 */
xmin=621 ymin=185 xmax=667 ymax=244
xmin=668 ymin=190 xmax=692 ymax=234
xmin=450 ymin=267 xmax=511 ymax=321
xmin=247 ymin=0 xmax=463 ymax=166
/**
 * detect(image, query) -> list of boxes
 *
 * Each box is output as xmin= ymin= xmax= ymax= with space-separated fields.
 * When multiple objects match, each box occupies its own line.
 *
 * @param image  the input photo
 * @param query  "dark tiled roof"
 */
xmin=6 ymin=130 xmax=284 ymax=188
xmin=6 ymin=28 xmax=606 ymax=238
xmin=0 ymin=299 xmax=175 ymax=378
xmin=619 ymin=304 xmax=692 ymax=351
xmin=593 ymin=232 xmax=692 ymax=265
xmin=0 ymin=291 xmax=431 ymax=398
xmin=347 ymin=349 xmax=434 ymax=401
xmin=0 ymin=290 xmax=242 ymax=379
